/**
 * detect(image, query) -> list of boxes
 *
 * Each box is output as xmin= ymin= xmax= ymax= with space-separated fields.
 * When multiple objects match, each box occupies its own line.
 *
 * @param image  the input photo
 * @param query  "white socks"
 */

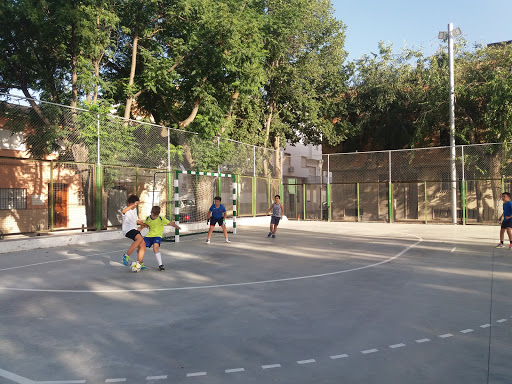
xmin=155 ymin=251 xmax=162 ymax=266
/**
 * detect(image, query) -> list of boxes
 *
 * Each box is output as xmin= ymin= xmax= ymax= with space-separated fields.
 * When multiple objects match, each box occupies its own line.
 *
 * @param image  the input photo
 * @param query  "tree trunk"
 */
xmin=124 ymin=29 xmax=139 ymax=120
xmin=71 ymin=22 xmax=78 ymax=108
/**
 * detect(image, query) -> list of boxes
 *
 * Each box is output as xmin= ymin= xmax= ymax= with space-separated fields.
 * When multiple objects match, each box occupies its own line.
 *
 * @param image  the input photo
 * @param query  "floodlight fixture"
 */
xmin=438 ymin=31 xmax=447 ymax=40
xmin=452 ymin=27 xmax=462 ymax=37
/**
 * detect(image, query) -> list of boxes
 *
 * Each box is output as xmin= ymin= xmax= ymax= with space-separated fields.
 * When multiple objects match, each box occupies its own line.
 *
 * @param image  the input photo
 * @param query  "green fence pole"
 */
xmin=424 ymin=181 xmax=428 ymax=224
xmin=95 ymin=164 xmax=103 ymax=231
xmin=357 ymin=183 xmax=360 ymax=222
xmin=217 ymin=175 xmax=221 ymax=197
xmin=303 ymin=184 xmax=306 ymax=220
xmin=166 ymin=171 xmax=172 ymax=221
xmin=280 ymin=181 xmax=284 ymax=206
xmin=268 ymin=177 xmax=271 ymax=207
xmin=388 ymin=182 xmax=393 ymax=223
xmin=232 ymin=174 xmax=237 ymax=234
xmin=462 ymin=180 xmax=466 ymax=225
xmin=327 ymin=183 xmax=331 ymax=222
xmin=49 ymin=160 xmax=54 ymax=231
xmin=252 ymin=176 xmax=257 ymax=217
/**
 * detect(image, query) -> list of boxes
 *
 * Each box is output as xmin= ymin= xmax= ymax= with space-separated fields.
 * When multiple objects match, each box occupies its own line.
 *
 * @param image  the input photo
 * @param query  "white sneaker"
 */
xmin=225 ymin=238 xmax=231 ymax=243
xmin=206 ymin=239 xmax=211 ymax=244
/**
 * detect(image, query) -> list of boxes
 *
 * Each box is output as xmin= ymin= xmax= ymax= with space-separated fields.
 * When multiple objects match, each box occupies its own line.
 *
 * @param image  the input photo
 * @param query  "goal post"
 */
xmin=153 ymin=170 xmax=237 ymax=242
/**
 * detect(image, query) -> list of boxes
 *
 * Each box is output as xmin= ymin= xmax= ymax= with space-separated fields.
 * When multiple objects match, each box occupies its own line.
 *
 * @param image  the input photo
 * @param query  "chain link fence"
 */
xmin=282 ymin=144 xmax=512 ymax=224
xmin=1 ymin=94 xmax=512 ymax=237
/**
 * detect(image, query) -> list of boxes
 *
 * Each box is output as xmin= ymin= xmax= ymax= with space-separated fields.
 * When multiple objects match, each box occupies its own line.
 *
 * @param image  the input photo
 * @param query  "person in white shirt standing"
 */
xmin=121 ymin=195 xmax=147 ymax=270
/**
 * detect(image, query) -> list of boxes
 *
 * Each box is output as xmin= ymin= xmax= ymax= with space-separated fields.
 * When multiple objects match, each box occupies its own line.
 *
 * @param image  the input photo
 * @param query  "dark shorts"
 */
xmin=125 ymin=229 xmax=141 ymax=241
xmin=271 ymin=216 xmax=280 ymax=226
xmin=210 ymin=217 xmax=225 ymax=226
xmin=144 ymin=237 xmax=162 ymax=248
xmin=501 ymin=220 xmax=512 ymax=229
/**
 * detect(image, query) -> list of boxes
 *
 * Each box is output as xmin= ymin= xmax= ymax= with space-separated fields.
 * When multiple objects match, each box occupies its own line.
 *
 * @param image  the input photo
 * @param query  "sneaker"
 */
xmin=122 ymin=254 xmax=131 ymax=266
xmin=159 ymin=265 xmax=165 ymax=271
xmin=509 ymin=244 xmax=512 ymax=250
xmin=140 ymin=263 xmax=148 ymax=271
xmin=495 ymin=244 xmax=505 ymax=248
xmin=206 ymin=239 xmax=211 ymax=244
xmin=267 ymin=232 xmax=272 ymax=237
xmin=225 ymin=238 xmax=231 ymax=243
xmin=271 ymin=234 xmax=276 ymax=238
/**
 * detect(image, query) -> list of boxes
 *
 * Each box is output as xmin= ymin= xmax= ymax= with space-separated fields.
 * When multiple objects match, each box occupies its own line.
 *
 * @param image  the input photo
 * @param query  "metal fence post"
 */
xmin=95 ymin=163 xmax=103 ymax=231
xmin=424 ymin=181 xmax=428 ymax=224
xmin=327 ymin=154 xmax=331 ymax=222
xmin=252 ymin=176 xmax=256 ymax=217
xmin=49 ymin=160 xmax=54 ymax=231
xmin=303 ymin=184 xmax=306 ymax=220
xmin=357 ymin=182 xmax=360 ymax=222
xmin=461 ymin=145 xmax=466 ymax=225
xmin=388 ymin=150 xmax=393 ymax=223
xmin=232 ymin=174 xmax=237 ymax=234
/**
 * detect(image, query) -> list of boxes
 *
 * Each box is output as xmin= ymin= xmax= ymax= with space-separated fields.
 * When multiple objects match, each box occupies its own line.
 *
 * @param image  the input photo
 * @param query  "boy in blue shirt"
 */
xmin=496 ymin=192 xmax=512 ymax=249
xmin=206 ymin=196 xmax=230 ymax=244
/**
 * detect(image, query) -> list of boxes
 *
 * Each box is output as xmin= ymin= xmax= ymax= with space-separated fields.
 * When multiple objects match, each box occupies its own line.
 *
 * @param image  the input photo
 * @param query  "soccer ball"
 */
xmin=130 ymin=261 xmax=142 ymax=273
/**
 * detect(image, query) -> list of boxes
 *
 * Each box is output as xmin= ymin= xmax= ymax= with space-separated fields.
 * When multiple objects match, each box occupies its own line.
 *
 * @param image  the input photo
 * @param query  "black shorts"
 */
xmin=210 ymin=217 xmax=225 ymax=226
xmin=271 ymin=216 xmax=280 ymax=226
xmin=501 ymin=220 xmax=512 ymax=229
xmin=125 ymin=229 xmax=141 ymax=241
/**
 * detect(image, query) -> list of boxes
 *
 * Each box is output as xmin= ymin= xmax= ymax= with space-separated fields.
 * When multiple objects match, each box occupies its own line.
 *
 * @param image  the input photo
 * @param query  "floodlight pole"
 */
xmin=448 ymin=22 xmax=457 ymax=224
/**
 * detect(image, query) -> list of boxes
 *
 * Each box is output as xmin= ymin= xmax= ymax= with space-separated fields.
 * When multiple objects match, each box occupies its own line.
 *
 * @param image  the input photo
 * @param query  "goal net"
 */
xmin=153 ymin=170 xmax=237 ymax=242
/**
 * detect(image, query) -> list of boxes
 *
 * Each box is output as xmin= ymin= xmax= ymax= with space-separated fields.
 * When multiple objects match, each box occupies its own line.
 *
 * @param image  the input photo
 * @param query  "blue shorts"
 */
xmin=144 ymin=237 xmax=162 ymax=248
xmin=271 ymin=216 xmax=280 ymax=226
xmin=210 ymin=217 xmax=225 ymax=226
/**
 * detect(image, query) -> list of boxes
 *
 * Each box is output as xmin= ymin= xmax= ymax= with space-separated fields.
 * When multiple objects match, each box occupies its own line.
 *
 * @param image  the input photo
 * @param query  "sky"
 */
xmin=331 ymin=0 xmax=512 ymax=61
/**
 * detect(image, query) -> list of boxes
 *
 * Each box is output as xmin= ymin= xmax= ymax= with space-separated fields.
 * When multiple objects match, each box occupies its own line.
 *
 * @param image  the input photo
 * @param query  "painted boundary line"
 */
xmin=0 ymin=233 xmax=423 ymax=293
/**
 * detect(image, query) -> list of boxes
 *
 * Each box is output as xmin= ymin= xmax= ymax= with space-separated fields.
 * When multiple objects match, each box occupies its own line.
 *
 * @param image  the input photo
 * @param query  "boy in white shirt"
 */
xmin=121 ymin=195 xmax=147 ymax=270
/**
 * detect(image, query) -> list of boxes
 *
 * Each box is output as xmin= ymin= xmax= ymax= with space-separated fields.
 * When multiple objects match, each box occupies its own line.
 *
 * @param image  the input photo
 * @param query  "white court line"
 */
xmin=0 ymin=249 xmax=125 ymax=272
xmin=262 ymin=364 xmax=281 ymax=369
xmin=496 ymin=319 xmax=507 ymax=323
xmin=451 ymin=247 xmax=456 ymax=253
xmin=39 ymin=381 xmax=86 ymax=384
xmin=0 ymin=367 xmax=34 ymax=384
xmin=361 ymin=349 xmax=378 ymax=354
xmin=480 ymin=324 xmax=491 ymax=328
xmin=389 ymin=343 xmax=406 ymax=349
xmin=146 ymin=376 xmax=167 ymax=380
xmin=297 ymin=359 xmax=316 ymax=365
xmin=105 ymin=379 xmax=126 ymax=383
xmin=330 ymin=354 xmax=348 ymax=359
xmin=225 ymin=368 xmax=245 ymax=373
xmin=415 ymin=338 xmax=430 ymax=343
xmin=460 ymin=329 xmax=474 ymax=333
xmin=186 ymin=372 xmax=206 ymax=377
xmin=0 ymin=234 xmax=423 ymax=293
xmin=439 ymin=334 xmax=453 ymax=338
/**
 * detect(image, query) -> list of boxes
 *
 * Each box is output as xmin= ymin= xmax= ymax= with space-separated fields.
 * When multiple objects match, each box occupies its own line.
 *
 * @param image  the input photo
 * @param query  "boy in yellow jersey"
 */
xmin=142 ymin=206 xmax=181 ymax=271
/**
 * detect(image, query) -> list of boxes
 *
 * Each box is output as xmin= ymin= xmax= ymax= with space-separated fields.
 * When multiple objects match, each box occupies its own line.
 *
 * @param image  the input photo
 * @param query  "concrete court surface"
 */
xmin=0 ymin=221 xmax=511 ymax=384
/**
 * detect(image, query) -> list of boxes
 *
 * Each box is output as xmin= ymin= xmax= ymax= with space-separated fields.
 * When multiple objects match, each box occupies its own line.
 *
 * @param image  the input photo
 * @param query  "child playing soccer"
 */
xmin=142 ymin=206 xmax=181 ymax=271
xmin=121 ymin=195 xmax=147 ymax=270
xmin=206 ymin=196 xmax=230 ymax=243
xmin=266 ymin=195 xmax=283 ymax=238
xmin=496 ymin=192 xmax=512 ymax=249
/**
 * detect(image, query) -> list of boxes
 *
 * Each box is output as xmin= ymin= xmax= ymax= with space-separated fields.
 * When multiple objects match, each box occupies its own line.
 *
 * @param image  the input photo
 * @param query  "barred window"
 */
xmin=77 ymin=190 xmax=85 ymax=206
xmin=0 ymin=188 xmax=27 ymax=209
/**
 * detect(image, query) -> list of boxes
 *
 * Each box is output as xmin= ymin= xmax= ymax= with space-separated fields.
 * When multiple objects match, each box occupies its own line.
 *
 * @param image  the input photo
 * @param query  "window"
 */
xmin=0 ymin=188 xmax=27 ymax=209
xmin=77 ymin=190 xmax=85 ymax=206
